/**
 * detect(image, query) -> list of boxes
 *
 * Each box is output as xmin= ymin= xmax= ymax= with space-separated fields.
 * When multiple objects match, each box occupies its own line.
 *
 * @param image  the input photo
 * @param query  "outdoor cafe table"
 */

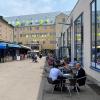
xmin=63 ymin=73 xmax=73 ymax=79
xmin=59 ymin=66 xmax=77 ymax=75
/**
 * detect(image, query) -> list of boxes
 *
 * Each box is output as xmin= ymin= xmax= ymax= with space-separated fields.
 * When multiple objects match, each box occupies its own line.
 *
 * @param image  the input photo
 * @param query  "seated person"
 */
xmin=48 ymin=56 xmax=54 ymax=67
xmin=60 ymin=61 xmax=72 ymax=74
xmin=49 ymin=64 xmax=63 ymax=83
xmin=73 ymin=63 xmax=86 ymax=91
xmin=75 ymin=63 xmax=86 ymax=85
xmin=49 ymin=64 xmax=66 ymax=89
xmin=55 ymin=59 xmax=61 ymax=67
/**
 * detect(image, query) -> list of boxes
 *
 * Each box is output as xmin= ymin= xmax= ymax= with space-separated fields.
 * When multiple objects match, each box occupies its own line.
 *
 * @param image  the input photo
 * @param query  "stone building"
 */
xmin=0 ymin=16 xmax=14 ymax=42
xmin=5 ymin=12 xmax=68 ymax=53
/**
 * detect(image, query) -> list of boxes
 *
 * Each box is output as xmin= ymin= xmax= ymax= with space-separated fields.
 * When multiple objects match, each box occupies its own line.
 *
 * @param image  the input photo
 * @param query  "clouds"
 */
xmin=0 ymin=0 xmax=78 ymax=17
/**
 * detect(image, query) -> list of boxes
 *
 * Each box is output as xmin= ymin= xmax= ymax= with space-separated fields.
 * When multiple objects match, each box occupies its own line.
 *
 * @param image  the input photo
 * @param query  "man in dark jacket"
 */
xmin=73 ymin=63 xmax=86 ymax=91
xmin=75 ymin=63 xmax=86 ymax=85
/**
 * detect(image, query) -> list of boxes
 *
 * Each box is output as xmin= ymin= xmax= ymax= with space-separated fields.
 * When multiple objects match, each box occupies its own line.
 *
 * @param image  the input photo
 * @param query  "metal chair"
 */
xmin=47 ymin=77 xmax=62 ymax=93
xmin=63 ymin=76 xmax=86 ymax=96
xmin=71 ymin=76 xmax=87 ymax=95
xmin=63 ymin=78 xmax=72 ymax=96
xmin=75 ymin=76 xmax=87 ymax=90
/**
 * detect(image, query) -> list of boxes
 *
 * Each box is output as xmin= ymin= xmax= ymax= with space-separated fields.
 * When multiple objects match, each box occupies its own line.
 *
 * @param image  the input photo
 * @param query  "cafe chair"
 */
xmin=47 ymin=77 xmax=62 ymax=93
xmin=63 ymin=76 xmax=86 ymax=96
xmin=63 ymin=79 xmax=72 ymax=96
xmin=76 ymin=76 xmax=87 ymax=87
xmin=74 ymin=76 xmax=87 ymax=95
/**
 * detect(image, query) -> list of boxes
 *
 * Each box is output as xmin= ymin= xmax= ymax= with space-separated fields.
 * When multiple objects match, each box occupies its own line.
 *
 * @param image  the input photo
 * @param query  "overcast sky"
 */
xmin=0 ymin=0 xmax=78 ymax=17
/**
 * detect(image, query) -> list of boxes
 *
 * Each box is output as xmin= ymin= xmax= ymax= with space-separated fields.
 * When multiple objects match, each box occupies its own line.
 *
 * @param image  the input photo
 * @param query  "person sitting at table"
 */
xmin=73 ymin=63 xmax=86 ymax=91
xmin=61 ymin=60 xmax=72 ymax=74
xmin=49 ymin=64 xmax=66 ymax=90
xmin=49 ymin=64 xmax=63 ymax=82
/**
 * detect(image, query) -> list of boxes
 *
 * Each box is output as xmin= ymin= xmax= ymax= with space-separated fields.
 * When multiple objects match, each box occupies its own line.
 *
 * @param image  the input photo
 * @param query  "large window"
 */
xmin=67 ymin=27 xmax=71 ymax=61
xmin=74 ymin=14 xmax=83 ymax=65
xmin=91 ymin=0 xmax=100 ymax=71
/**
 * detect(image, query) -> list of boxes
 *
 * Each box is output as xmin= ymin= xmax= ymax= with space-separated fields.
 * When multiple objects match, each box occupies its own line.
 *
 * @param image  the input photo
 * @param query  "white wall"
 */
xmin=66 ymin=0 xmax=100 ymax=82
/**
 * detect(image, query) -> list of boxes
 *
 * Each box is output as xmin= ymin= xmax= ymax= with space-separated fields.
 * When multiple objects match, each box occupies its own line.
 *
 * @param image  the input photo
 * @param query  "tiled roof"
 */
xmin=4 ymin=12 xmax=67 ymax=27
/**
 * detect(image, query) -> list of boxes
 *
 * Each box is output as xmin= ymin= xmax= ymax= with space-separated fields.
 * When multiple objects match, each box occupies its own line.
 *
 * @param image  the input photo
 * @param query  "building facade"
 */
xmin=5 ymin=12 xmax=68 ymax=52
xmin=55 ymin=13 xmax=69 ymax=58
xmin=14 ymin=25 xmax=56 ymax=50
xmin=0 ymin=16 xmax=14 ymax=42
xmin=62 ymin=0 xmax=100 ymax=82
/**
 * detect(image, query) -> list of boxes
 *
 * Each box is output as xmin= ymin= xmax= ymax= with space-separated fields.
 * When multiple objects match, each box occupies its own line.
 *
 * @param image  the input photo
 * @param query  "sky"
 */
xmin=0 ymin=0 xmax=78 ymax=17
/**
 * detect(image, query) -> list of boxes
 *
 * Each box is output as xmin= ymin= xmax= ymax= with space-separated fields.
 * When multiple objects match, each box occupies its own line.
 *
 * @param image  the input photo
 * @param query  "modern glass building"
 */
xmin=63 ymin=0 xmax=100 ymax=82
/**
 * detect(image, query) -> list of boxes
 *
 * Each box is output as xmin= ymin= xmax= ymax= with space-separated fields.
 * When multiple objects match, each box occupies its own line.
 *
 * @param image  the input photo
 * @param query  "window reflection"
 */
xmin=91 ymin=1 xmax=96 ymax=66
xmin=96 ymin=0 xmax=100 ymax=65
xmin=74 ymin=14 xmax=83 ymax=64
xmin=67 ymin=27 xmax=71 ymax=61
xmin=91 ymin=0 xmax=100 ymax=69
xmin=96 ymin=0 xmax=100 ymax=67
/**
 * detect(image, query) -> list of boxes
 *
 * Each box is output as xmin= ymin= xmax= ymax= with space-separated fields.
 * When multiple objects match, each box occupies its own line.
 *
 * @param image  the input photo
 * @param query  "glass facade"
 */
xmin=74 ymin=14 xmax=83 ymax=65
xmin=91 ymin=0 xmax=100 ymax=70
xmin=67 ymin=27 xmax=71 ymax=61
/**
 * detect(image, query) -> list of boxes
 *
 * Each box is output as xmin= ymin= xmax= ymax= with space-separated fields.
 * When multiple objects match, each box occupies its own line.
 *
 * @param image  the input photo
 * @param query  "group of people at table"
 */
xmin=48 ymin=59 xmax=86 ymax=92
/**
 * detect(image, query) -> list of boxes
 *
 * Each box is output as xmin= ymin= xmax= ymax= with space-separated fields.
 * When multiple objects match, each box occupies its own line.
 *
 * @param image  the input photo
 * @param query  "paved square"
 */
xmin=0 ymin=57 xmax=100 ymax=100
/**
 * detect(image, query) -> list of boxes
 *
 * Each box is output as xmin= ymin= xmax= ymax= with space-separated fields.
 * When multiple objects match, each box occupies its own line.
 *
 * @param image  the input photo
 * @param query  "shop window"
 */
xmin=91 ymin=0 xmax=100 ymax=71
xmin=74 ymin=14 xmax=83 ymax=65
